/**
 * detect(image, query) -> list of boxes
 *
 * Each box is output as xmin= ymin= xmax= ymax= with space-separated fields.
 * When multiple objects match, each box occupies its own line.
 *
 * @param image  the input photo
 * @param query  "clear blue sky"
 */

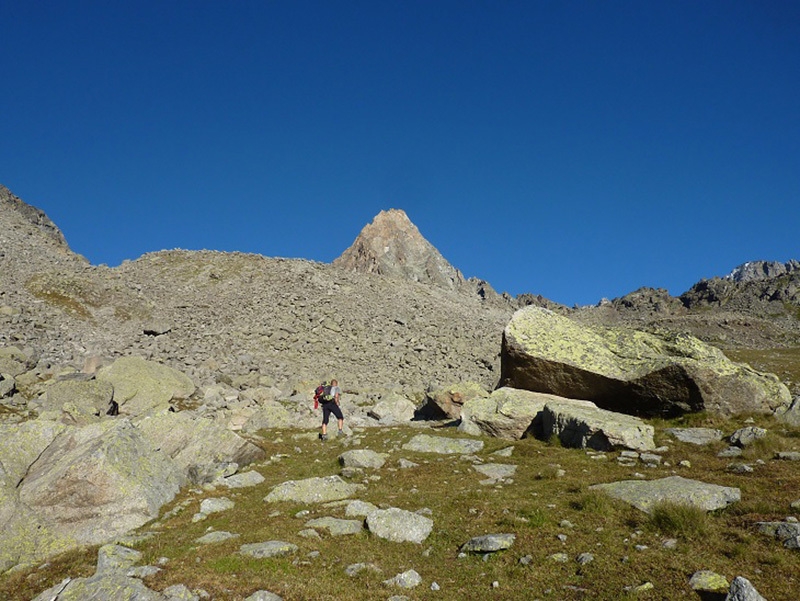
xmin=1 ymin=1 xmax=798 ymax=306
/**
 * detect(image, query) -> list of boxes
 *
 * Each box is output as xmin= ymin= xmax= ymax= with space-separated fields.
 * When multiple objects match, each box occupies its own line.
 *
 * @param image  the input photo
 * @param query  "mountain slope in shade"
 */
xmin=333 ymin=209 xmax=465 ymax=291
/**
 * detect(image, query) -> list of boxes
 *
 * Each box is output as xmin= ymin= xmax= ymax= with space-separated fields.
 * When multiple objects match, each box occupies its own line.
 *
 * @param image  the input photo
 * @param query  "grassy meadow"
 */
xmin=2 ymin=409 xmax=800 ymax=601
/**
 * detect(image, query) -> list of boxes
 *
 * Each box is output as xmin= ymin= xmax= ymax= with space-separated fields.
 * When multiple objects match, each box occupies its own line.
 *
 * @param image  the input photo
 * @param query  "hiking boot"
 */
xmin=319 ymin=433 xmax=328 ymax=441
xmin=337 ymin=429 xmax=345 ymax=438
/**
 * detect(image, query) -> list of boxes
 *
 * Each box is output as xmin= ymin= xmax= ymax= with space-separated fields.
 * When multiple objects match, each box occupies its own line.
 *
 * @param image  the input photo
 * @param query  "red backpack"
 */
xmin=313 ymin=384 xmax=325 ymax=409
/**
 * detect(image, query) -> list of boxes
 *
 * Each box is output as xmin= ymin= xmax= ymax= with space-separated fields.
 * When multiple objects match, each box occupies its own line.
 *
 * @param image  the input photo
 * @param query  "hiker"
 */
xmin=319 ymin=378 xmax=344 ymax=440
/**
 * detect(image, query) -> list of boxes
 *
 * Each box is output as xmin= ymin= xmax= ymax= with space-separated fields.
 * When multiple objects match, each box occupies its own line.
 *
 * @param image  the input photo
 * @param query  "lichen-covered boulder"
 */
xmin=134 ymin=408 xmax=265 ymax=481
xmin=460 ymin=533 xmax=516 ymax=553
xmin=3 ymin=419 xmax=184 ymax=571
xmin=501 ymin=306 xmax=791 ymax=417
xmin=96 ymin=356 xmax=195 ymax=415
xmin=367 ymin=392 xmax=416 ymax=423
xmin=339 ymin=449 xmax=388 ymax=469
xmin=541 ymin=398 xmax=656 ymax=451
xmin=366 ymin=507 xmax=433 ymax=543
xmin=0 ymin=373 xmax=14 ymax=399
xmin=242 ymin=401 xmax=296 ymax=432
xmin=37 ymin=379 xmax=114 ymax=423
xmin=458 ymin=387 xmax=554 ymax=439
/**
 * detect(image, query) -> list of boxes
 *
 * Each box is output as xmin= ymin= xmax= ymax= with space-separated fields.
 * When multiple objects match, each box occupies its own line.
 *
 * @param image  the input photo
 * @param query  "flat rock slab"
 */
xmin=457 ymin=387 xmax=553 ymax=439
xmin=339 ymin=449 xmax=388 ymax=469
xmin=473 ymin=463 xmax=517 ymax=481
xmin=31 ymin=574 xmax=165 ymax=601
xmin=402 ymin=434 xmax=484 ymax=455
xmin=264 ymin=475 xmax=365 ymax=504
xmin=305 ymin=517 xmax=364 ymax=536
xmin=220 ymin=471 xmax=265 ymax=488
xmin=460 ymin=533 xmax=516 ymax=553
xmin=195 ymin=531 xmax=240 ymax=545
xmin=589 ymin=476 xmax=741 ymax=513
xmin=664 ymin=428 xmax=725 ymax=445
xmin=200 ymin=497 xmax=234 ymax=515
xmin=240 ymin=541 xmax=298 ymax=558
xmin=343 ymin=501 xmax=379 ymax=520
xmin=366 ymin=507 xmax=433 ymax=543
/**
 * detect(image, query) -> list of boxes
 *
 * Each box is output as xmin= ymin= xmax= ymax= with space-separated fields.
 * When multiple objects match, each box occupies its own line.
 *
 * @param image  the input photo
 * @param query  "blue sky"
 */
xmin=1 ymin=1 xmax=798 ymax=306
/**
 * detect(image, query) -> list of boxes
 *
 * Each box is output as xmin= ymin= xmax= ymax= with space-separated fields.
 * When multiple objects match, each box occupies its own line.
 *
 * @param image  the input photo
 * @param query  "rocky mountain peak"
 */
xmin=333 ymin=208 xmax=466 ymax=290
xmin=725 ymin=260 xmax=800 ymax=283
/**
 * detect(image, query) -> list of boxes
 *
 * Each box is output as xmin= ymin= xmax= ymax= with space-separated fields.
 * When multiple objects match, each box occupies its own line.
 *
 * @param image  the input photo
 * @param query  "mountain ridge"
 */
xmin=2 ymin=183 xmax=799 ymax=395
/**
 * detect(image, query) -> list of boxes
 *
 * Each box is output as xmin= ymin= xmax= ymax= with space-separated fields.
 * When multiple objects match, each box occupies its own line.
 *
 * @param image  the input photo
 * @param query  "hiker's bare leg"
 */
xmin=337 ymin=418 xmax=344 ymax=431
xmin=321 ymin=422 xmax=328 ymax=435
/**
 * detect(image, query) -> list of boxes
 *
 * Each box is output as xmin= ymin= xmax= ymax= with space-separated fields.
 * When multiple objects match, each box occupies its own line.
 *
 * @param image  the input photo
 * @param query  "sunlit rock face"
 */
xmin=333 ymin=208 xmax=465 ymax=290
xmin=500 ymin=306 xmax=792 ymax=418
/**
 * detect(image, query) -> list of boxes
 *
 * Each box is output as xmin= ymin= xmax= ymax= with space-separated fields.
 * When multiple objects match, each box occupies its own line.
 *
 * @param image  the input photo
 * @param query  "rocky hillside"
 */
xmin=1 ymin=188 xmax=514 ymax=398
xmin=3 ymin=184 xmax=799 ymax=398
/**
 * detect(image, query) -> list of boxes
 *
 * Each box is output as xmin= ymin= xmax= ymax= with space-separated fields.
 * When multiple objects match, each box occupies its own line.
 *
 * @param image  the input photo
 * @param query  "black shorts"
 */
xmin=321 ymin=401 xmax=343 ymax=424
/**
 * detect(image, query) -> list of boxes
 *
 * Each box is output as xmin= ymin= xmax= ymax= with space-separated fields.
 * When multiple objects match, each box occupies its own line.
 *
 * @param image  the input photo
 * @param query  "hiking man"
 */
xmin=319 ymin=378 xmax=344 ymax=440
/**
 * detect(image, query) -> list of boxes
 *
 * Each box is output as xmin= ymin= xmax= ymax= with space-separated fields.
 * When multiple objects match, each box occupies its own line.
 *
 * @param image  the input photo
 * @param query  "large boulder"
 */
xmin=242 ymin=401 xmax=297 ymax=432
xmin=365 ymin=507 xmax=433 ymax=543
xmin=134 ymin=408 xmax=265 ymax=482
xmin=96 ymin=356 xmax=196 ymax=415
xmin=500 ymin=306 xmax=791 ymax=417
xmin=458 ymin=387 xmax=553 ymax=439
xmin=367 ymin=392 xmax=416 ymax=424
xmin=3 ymin=419 xmax=184 ymax=570
xmin=541 ymin=399 xmax=655 ymax=451
xmin=36 ymin=379 xmax=114 ymax=423
xmin=0 ymin=420 xmax=68 ymax=572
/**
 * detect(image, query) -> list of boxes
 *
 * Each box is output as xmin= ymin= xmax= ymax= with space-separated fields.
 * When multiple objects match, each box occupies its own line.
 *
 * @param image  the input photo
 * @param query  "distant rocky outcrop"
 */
xmin=501 ymin=306 xmax=792 ymax=417
xmin=333 ymin=208 xmax=466 ymax=290
xmin=725 ymin=260 xmax=800 ymax=283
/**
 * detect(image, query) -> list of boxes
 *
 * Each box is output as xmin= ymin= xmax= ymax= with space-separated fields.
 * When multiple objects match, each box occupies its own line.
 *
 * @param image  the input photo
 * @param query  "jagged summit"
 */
xmin=725 ymin=260 xmax=800 ymax=283
xmin=333 ymin=208 xmax=466 ymax=291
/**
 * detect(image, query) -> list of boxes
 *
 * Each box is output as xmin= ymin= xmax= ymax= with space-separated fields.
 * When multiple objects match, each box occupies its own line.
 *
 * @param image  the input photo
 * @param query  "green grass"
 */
xmin=2 ymin=419 xmax=800 ymax=600
xmin=646 ymin=501 xmax=709 ymax=539
xmin=725 ymin=347 xmax=800 ymax=394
